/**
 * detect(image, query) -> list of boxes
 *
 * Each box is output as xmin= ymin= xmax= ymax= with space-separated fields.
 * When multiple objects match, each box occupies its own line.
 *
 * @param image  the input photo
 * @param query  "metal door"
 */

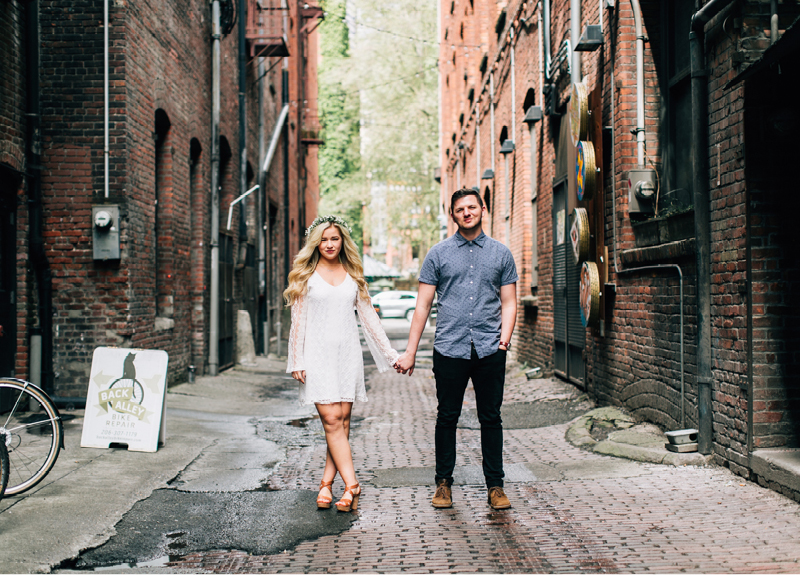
xmin=243 ymin=244 xmax=258 ymax=341
xmin=552 ymin=178 xmax=585 ymax=386
xmin=0 ymin=183 xmax=15 ymax=377
xmin=218 ymin=235 xmax=235 ymax=370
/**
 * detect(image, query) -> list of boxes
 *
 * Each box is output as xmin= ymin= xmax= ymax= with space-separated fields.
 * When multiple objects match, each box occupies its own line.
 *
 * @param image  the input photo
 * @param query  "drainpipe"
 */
xmin=476 ymin=119 xmax=481 ymax=189
xmin=26 ymin=1 xmax=53 ymax=395
xmin=104 ymin=0 xmax=109 ymax=198
xmin=209 ymin=0 xmax=221 ymax=375
xmin=280 ymin=68 xmax=289 ymax=355
xmin=510 ymin=28 xmax=516 ymax=139
xmin=490 ymin=73 xmax=496 ymax=171
xmin=630 ymin=0 xmax=645 ymax=166
xmin=691 ymin=0 xmax=735 ymax=455
xmin=544 ymin=0 xmax=552 ymax=79
xmin=257 ymin=56 xmax=266 ymax=355
xmin=238 ymin=0 xmax=248 ymax=240
xmin=571 ymin=0 xmax=581 ymax=83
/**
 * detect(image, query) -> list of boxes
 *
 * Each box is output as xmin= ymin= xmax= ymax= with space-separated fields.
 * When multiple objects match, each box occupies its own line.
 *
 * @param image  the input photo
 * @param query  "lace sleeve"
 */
xmin=286 ymin=295 xmax=307 ymax=373
xmin=355 ymin=295 xmax=400 ymax=373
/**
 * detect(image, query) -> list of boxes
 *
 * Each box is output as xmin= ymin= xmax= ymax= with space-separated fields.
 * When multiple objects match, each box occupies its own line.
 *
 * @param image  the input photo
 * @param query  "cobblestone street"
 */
xmin=166 ymin=366 xmax=800 ymax=573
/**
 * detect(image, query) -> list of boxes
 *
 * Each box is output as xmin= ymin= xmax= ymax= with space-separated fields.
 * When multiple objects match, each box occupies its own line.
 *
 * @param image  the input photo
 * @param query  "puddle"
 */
xmin=87 ymin=555 xmax=181 ymax=571
xmin=287 ymin=416 xmax=317 ymax=427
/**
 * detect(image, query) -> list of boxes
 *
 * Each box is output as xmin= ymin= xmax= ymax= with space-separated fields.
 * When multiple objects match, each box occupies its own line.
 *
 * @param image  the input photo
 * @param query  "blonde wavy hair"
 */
xmin=283 ymin=221 xmax=371 ymax=305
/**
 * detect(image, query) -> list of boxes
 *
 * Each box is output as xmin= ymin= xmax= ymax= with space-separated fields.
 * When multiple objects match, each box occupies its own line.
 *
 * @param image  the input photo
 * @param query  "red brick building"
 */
xmin=440 ymin=0 xmax=800 ymax=499
xmin=1 ymin=0 xmax=320 ymax=398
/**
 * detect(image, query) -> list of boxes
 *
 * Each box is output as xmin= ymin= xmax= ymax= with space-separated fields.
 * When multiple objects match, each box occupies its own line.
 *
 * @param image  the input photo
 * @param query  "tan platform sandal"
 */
xmin=317 ymin=479 xmax=334 ymax=509
xmin=335 ymin=483 xmax=361 ymax=512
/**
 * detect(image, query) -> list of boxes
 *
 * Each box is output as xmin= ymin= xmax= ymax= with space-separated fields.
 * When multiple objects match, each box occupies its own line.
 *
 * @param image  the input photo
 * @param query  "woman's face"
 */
xmin=318 ymin=224 xmax=343 ymax=263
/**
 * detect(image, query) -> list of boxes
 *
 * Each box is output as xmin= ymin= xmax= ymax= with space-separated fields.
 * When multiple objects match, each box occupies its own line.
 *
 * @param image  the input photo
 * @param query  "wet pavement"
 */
xmin=3 ymin=318 xmax=800 ymax=573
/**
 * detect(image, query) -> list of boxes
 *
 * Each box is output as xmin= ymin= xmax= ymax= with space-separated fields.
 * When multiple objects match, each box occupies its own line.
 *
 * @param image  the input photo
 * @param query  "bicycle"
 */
xmin=0 ymin=378 xmax=64 ymax=496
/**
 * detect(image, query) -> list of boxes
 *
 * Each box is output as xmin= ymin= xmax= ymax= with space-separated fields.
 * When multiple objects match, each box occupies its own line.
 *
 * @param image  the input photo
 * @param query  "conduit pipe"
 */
xmin=510 ymin=28 xmax=516 ymax=139
xmin=104 ymin=0 xmax=109 ymax=198
xmin=490 ymin=73 xmax=496 ymax=171
xmin=476 ymin=120 xmax=481 ymax=188
xmin=238 ymin=0 xmax=247 ymax=240
xmin=691 ymin=0 xmax=735 ymax=454
xmin=571 ymin=0 xmax=581 ymax=83
xmin=544 ymin=0 xmax=552 ymax=78
xmin=261 ymin=104 xmax=290 ymax=172
xmin=257 ymin=57 xmax=267 ymax=355
xmin=209 ymin=0 xmax=221 ymax=375
xmin=630 ymin=0 xmax=645 ymax=166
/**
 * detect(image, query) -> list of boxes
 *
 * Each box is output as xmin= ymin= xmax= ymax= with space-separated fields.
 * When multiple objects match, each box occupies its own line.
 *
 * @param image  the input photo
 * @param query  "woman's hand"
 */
xmin=292 ymin=370 xmax=306 ymax=384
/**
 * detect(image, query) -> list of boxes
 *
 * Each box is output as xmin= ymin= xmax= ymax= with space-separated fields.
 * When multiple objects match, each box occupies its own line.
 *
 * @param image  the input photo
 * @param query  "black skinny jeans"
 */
xmin=432 ymin=345 xmax=507 ymax=488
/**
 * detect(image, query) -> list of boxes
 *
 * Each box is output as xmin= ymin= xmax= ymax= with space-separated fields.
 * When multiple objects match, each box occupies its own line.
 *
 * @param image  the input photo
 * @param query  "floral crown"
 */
xmin=305 ymin=215 xmax=352 ymax=237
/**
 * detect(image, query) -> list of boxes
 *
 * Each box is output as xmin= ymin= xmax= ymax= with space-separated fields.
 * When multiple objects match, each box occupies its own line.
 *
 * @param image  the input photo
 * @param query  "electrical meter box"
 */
xmin=628 ymin=169 xmax=656 ymax=215
xmin=92 ymin=205 xmax=120 ymax=261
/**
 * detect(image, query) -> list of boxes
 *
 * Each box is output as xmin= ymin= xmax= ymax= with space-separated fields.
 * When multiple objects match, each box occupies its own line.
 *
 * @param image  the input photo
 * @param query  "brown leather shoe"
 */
xmin=488 ymin=486 xmax=511 ymax=509
xmin=432 ymin=480 xmax=453 ymax=508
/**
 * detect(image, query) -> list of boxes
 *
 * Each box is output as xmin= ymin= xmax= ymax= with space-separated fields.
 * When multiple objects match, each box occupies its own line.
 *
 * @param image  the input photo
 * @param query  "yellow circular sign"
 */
xmin=580 ymin=261 xmax=600 ymax=328
xmin=569 ymin=83 xmax=588 ymax=145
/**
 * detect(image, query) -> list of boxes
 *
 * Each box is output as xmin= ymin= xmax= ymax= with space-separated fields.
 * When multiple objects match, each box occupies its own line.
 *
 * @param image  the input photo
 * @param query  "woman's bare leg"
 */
xmin=321 ymin=401 xmax=352 ymax=484
xmin=316 ymin=402 xmax=357 ymax=488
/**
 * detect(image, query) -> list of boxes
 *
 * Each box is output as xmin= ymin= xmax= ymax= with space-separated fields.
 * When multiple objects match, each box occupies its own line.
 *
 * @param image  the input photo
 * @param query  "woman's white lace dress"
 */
xmin=286 ymin=271 xmax=400 ymax=405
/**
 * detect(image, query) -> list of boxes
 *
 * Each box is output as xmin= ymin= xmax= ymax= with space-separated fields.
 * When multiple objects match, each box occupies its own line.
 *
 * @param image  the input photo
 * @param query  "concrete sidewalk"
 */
xmin=0 ymin=357 xmax=309 ymax=574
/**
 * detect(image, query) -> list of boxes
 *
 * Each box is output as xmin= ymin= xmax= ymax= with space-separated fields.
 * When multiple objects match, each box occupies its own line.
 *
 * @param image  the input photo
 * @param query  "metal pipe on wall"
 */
xmin=208 ymin=0 xmax=221 ymax=375
xmin=257 ymin=56 xmax=267 ymax=355
xmin=510 ymin=28 xmax=516 ymax=139
xmin=490 ymin=73 xmax=496 ymax=171
xmin=476 ymin=119 xmax=481 ymax=188
xmin=104 ymin=0 xmax=109 ymax=198
xmin=571 ymin=0 xmax=581 ymax=83
xmin=238 ymin=0 xmax=248 ymax=241
xmin=630 ymin=0 xmax=645 ymax=166
xmin=691 ymin=0 xmax=735 ymax=454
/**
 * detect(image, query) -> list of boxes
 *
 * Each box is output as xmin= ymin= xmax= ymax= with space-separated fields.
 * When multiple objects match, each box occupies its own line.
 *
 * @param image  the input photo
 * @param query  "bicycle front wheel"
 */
xmin=0 ymin=379 xmax=63 ymax=496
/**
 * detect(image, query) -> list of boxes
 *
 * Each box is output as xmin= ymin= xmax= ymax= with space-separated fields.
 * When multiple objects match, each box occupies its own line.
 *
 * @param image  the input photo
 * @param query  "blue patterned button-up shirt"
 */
xmin=419 ymin=231 xmax=518 ymax=359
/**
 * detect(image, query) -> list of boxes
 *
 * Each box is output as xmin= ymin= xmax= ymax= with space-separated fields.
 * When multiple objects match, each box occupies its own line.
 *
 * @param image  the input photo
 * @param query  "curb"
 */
xmin=567 ymin=407 xmax=712 ymax=467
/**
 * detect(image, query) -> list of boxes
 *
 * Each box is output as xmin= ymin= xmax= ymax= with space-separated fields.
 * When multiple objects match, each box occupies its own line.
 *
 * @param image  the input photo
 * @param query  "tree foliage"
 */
xmin=318 ymin=0 xmax=439 ymax=262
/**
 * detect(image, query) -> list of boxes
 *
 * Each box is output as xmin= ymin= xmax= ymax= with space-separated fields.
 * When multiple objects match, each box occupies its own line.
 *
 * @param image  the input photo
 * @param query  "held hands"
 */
xmin=291 ymin=370 xmax=306 ymax=384
xmin=393 ymin=351 xmax=416 ymax=376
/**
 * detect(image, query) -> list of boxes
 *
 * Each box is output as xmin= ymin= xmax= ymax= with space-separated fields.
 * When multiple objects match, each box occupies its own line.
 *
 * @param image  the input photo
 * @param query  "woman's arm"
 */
xmin=355 ymin=295 xmax=400 ymax=372
xmin=286 ymin=295 xmax=308 ymax=377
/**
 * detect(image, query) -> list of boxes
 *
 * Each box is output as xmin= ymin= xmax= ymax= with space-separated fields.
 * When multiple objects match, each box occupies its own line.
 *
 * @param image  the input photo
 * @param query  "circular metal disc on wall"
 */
xmin=569 ymin=83 xmax=589 ymax=145
xmin=570 ymin=207 xmax=590 ymax=265
xmin=576 ymin=140 xmax=596 ymax=201
xmin=580 ymin=261 xmax=601 ymax=328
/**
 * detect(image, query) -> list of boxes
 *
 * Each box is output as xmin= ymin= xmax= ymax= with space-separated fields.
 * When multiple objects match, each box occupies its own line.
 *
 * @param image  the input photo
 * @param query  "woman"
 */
xmin=284 ymin=215 xmax=399 ymax=512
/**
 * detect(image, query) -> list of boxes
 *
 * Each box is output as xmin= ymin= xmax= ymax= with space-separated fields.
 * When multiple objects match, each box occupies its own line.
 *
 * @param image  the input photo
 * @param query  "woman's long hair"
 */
xmin=283 ymin=222 xmax=371 ymax=305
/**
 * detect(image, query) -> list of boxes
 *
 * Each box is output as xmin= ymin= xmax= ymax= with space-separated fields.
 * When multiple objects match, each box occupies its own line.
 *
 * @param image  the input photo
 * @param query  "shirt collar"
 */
xmin=455 ymin=230 xmax=487 ymax=247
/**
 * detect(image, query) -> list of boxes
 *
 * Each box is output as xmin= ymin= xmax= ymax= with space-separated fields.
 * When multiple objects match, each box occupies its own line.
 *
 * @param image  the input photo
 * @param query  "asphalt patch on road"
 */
xmin=458 ymin=400 xmax=592 ymax=430
xmin=65 ymin=489 xmax=356 ymax=569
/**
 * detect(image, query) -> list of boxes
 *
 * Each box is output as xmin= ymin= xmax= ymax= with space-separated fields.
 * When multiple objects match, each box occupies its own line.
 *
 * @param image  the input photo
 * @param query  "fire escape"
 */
xmin=245 ymin=0 xmax=290 ymax=58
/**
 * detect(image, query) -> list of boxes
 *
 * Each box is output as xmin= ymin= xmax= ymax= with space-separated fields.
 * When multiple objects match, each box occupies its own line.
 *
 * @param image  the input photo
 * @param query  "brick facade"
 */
xmin=440 ymin=0 xmax=800 ymax=495
xmin=2 ymin=1 xmax=319 ymax=398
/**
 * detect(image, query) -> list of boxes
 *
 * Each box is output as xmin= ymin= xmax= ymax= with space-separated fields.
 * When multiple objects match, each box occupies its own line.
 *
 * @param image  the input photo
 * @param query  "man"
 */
xmin=395 ymin=188 xmax=518 ymax=510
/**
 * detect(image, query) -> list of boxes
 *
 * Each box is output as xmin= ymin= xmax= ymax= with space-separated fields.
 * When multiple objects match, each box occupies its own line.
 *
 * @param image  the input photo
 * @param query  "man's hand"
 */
xmin=394 ymin=350 xmax=416 ymax=376
xmin=291 ymin=370 xmax=306 ymax=384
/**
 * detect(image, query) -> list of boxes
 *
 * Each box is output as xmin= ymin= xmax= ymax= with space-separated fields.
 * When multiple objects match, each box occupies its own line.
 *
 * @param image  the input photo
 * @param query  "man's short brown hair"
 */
xmin=450 ymin=188 xmax=484 ymax=213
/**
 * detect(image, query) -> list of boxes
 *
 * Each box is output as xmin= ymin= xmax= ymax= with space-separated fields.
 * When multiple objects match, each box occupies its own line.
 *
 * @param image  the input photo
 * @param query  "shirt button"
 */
xmin=470 ymin=297 xmax=473 ymax=300
xmin=470 ymin=265 xmax=473 ymax=268
xmin=470 ymin=281 xmax=473 ymax=284
xmin=470 ymin=249 xmax=473 ymax=252
xmin=470 ymin=313 xmax=472 ymax=316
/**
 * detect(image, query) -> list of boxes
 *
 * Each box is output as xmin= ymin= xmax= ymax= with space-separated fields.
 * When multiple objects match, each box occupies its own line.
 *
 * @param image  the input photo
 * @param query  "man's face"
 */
xmin=451 ymin=195 xmax=485 ymax=231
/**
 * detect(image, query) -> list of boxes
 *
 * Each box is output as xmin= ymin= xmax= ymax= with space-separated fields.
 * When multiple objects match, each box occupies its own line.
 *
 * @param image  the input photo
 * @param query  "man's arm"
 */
xmin=395 ymin=282 xmax=437 ymax=376
xmin=499 ymin=283 xmax=517 ymax=350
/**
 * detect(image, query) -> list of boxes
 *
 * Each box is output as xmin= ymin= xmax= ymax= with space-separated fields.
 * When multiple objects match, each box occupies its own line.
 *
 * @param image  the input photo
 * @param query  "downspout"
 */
xmin=544 ymin=0 xmax=552 ymax=79
xmin=691 ymin=0 xmax=735 ymax=455
xmin=630 ymin=0 xmax=645 ymax=166
xmin=490 ymin=73 xmax=496 ymax=171
xmin=257 ymin=56 xmax=266 ymax=355
xmin=476 ymin=118 xmax=481 ymax=189
xmin=571 ymin=0 xmax=581 ymax=83
xmin=26 ymin=1 xmax=54 ymax=394
xmin=104 ymin=0 xmax=109 ymax=198
xmin=238 ymin=0 xmax=248 ymax=240
xmin=209 ymin=0 xmax=221 ymax=375
xmin=510 ymin=28 xmax=516 ymax=140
